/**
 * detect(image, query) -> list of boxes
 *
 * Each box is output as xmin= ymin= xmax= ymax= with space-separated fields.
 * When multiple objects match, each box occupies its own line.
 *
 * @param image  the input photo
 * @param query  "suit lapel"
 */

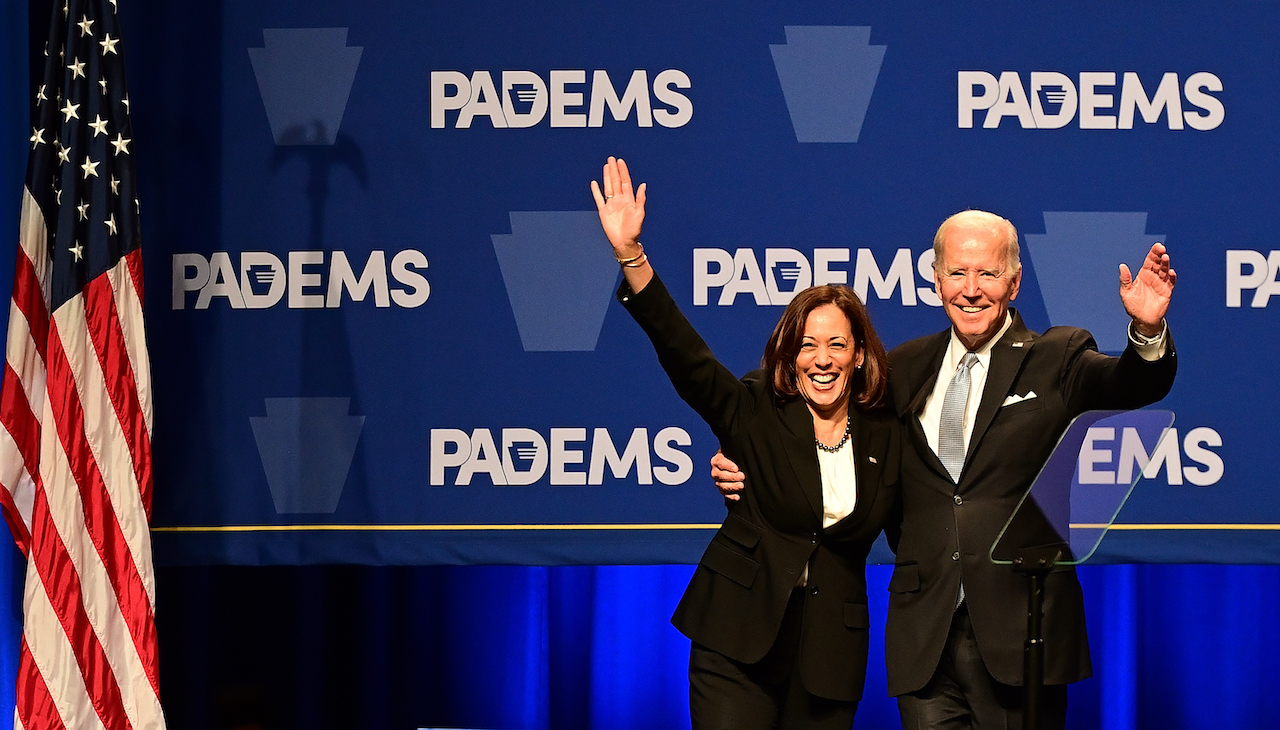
xmin=897 ymin=332 xmax=953 ymax=485
xmin=900 ymin=333 xmax=950 ymax=418
xmin=844 ymin=412 xmax=888 ymax=529
xmin=965 ymin=311 xmax=1035 ymax=465
xmin=777 ymin=396 xmax=823 ymax=520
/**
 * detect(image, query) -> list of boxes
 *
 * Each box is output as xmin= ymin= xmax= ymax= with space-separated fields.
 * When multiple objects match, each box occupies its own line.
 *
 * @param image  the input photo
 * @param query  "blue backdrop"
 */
xmin=121 ymin=0 xmax=1271 ymax=566
xmin=4 ymin=2 xmax=1280 ymax=729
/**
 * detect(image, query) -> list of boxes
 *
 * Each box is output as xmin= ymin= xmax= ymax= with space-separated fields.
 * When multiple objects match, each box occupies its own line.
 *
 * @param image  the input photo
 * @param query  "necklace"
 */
xmin=815 ymin=415 xmax=852 ymax=453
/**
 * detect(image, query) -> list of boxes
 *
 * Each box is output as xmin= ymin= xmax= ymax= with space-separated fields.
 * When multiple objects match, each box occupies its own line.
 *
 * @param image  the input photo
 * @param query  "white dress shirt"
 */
xmin=918 ymin=315 xmax=1013 ymax=459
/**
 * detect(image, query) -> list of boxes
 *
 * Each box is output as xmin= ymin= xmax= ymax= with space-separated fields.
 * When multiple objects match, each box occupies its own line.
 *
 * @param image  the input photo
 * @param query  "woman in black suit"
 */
xmin=592 ymin=157 xmax=901 ymax=729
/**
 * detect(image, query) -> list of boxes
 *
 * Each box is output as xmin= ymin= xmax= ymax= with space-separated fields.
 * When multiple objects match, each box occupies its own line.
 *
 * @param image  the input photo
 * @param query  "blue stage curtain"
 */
xmin=127 ymin=563 xmax=1280 ymax=730
xmin=0 ymin=548 xmax=18 ymax=730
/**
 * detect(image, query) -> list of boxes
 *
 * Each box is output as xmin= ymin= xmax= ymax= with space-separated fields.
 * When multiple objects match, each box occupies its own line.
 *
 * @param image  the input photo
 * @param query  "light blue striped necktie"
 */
xmin=938 ymin=352 xmax=979 ymax=483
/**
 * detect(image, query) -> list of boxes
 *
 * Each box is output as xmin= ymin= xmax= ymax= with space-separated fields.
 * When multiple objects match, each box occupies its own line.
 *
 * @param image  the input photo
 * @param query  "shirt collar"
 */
xmin=943 ymin=312 xmax=1013 ymax=374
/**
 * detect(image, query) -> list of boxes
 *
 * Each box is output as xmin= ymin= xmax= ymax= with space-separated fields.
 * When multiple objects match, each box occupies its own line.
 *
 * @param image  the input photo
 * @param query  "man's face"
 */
xmin=934 ymin=223 xmax=1022 ymax=351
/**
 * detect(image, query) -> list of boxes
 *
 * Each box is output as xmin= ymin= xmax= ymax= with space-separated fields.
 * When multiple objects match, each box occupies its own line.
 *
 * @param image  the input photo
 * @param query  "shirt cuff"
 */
xmin=1128 ymin=320 xmax=1168 ymax=362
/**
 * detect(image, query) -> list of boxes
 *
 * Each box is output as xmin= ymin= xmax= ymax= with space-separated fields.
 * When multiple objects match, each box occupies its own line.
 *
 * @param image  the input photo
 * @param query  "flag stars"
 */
xmin=104 ymin=214 xmax=118 ymax=236
xmin=78 ymin=201 xmax=90 ymax=220
xmin=69 ymin=241 xmax=84 ymax=262
xmin=100 ymin=78 xmax=108 ymax=93
xmin=89 ymin=115 xmax=109 ymax=137
xmin=30 ymin=128 xmax=47 ymax=150
xmin=81 ymin=155 xmax=100 ymax=179
xmin=110 ymin=133 xmax=131 ymax=155
xmin=100 ymin=34 xmax=119 ymax=55
xmin=78 ymin=16 xmax=94 ymax=36
xmin=110 ymin=176 xmax=120 ymax=195
xmin=68 ymin=57 xmax=86 ymax=79
xmin=36 ymin=85 xmax=48 ymax=104
xmin=61 ymin=99 xmax=80 ymax=122
xmin=57 ymin=142 xmax=71 ymax=164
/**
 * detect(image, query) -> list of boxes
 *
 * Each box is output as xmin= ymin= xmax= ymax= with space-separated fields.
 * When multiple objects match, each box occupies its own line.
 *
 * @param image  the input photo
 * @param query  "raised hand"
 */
xmin=590 ymin=156 xmax=647 ymax=256
xmin=1119 ymin=242 xmax=1176 ymax=336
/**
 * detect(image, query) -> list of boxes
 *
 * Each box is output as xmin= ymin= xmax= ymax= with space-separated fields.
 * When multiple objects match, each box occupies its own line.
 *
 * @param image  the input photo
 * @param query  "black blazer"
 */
xmin=884 ymin=310 xmax=1176 ymax=696
xmin=620 ymin=275 xmax=901 ymax=701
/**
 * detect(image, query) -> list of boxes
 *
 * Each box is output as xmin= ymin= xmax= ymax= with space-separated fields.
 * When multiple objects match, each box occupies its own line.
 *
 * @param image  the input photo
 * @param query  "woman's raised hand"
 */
xmin=591 ymin=156 xmax=646 ymax=256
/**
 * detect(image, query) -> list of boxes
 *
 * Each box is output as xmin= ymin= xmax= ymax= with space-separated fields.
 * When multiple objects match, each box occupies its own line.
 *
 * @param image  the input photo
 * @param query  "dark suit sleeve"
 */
xmin=617 ymin=273 xmax=760 ymax=440
xmin=882 ymin=496 xmax=903 ymax=555
xmin=1060 ymin=328 xmax=1177 ymax=413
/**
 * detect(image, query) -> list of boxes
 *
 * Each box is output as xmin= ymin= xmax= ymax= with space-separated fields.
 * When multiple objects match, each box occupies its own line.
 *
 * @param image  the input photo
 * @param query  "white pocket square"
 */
xmin=1002 ymin=391 xmax=1037 ymax=407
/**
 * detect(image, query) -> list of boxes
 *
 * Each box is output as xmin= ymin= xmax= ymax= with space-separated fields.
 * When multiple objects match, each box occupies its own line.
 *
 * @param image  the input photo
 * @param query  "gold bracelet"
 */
xmin=615 ymin=242 xmax=644 ymax=265
xmin=622 ymin=252 xmax=648 ymax=268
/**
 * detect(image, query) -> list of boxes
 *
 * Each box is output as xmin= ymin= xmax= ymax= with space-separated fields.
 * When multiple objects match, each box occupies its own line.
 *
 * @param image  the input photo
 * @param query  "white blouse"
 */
xmin=816 ymin=440 xmax=858 ymax=528
xmin=799 ymin=440 xmax=859 ymax=587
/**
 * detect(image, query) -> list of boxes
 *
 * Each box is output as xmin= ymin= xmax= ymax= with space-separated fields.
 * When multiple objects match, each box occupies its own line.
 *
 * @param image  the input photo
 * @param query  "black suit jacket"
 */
xmin=620 ymin=275 xmax=901 ymax=701
xmin=884 ymin=310 xmax=1176 ymax=695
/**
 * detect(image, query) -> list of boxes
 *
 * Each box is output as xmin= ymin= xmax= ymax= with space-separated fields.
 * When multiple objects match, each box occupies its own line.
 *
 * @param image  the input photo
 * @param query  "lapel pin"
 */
xmin=869 ymin=456 xmax=878 ymax=463
xmin=1012 ymin=342 xmax=1024 ymax=348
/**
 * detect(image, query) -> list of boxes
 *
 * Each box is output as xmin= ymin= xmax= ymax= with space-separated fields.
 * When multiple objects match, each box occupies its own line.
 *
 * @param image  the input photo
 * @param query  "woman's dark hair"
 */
xmin=761 ymin=285 xmax=889 ymax=409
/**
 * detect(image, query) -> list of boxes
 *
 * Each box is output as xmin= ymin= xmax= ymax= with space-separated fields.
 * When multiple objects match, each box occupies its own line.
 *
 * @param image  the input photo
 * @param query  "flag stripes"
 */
xmin=3 ymin=0 xmax=164 ymax=726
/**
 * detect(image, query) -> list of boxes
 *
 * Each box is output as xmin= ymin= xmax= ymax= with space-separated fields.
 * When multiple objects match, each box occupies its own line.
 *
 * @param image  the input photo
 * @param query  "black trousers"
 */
xmin=897 ymin=604 xmax=1067 ymax=730
xmin=688 ymin=589 xmax=858 ymax=730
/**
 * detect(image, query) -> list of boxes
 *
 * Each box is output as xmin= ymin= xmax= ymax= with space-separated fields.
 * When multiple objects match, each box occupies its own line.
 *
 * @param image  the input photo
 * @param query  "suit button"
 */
xmin=954 ymin=494 xmax=963 ymax=505
xmin=951 ymin=551 xmax=960 ymax=561
xmin=810 ymin=586 xmax=819 ymax=596
xmin=811 ymin=534 xmax=819 ymax=545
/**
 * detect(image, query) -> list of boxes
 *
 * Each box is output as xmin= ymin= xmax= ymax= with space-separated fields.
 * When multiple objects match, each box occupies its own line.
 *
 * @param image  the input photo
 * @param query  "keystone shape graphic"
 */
xmin=1023 ymin=212 xmax=1164 ymax=353
xmin=492 ymin=212 xmax=620 ymax=352
xmin=249 ymin=28 xmax=363 ymax=145
xmin=251 ymin=397 xmax=365 ymax=513
xmin=770 ymin=26 xmax=886 ymax=143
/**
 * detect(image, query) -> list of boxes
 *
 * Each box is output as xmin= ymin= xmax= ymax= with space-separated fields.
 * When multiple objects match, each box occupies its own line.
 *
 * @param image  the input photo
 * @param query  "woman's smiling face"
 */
xmin=795 ymin=304 xmax=862 ymax=418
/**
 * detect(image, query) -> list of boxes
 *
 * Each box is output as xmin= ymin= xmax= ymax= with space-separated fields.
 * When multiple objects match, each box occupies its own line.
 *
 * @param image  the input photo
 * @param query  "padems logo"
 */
xmin=1226 ymin=250 xmax=1280 ymax=307
xmin=959 ymin=71 xmax=1223 ymax=130
xmin=694 ymin=247 xmax=938 ymax=307
xmin=431 ymin=69 xmax=692 ymax=129
xmin=430 ymin=426 xmax=694 ymax=486
xmin=173 ymin=250 xmax=430 ymax=309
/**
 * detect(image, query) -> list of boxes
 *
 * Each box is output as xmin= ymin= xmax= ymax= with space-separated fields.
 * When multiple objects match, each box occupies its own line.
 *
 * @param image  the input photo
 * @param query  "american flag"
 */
xmin=0 ymin=0 xmax=164 ymax=727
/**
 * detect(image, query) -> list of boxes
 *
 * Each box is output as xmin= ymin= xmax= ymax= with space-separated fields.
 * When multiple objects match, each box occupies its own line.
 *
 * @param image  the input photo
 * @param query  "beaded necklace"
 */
xmin=815 ymin=414 xmax=852 ymax=453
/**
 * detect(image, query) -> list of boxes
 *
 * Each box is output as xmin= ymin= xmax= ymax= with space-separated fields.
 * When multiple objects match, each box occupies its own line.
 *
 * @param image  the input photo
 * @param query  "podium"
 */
xmin=990 ymin=409 xmax=1174 ymax=730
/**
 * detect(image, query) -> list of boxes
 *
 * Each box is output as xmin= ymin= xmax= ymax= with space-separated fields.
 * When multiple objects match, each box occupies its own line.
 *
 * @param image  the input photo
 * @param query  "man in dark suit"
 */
xmin=717 ymin=210 xmax=1177 ymax=729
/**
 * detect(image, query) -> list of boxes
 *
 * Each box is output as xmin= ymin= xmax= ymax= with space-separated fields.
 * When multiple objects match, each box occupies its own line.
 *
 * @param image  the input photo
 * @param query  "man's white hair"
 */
xmin=932 ymin=210 xmax=1021 ymax=272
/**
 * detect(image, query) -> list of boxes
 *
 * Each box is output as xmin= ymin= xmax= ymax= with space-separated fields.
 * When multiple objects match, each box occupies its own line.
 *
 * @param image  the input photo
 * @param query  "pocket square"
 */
xmin=1002 ymin=390 xmax=1037 ymax=407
